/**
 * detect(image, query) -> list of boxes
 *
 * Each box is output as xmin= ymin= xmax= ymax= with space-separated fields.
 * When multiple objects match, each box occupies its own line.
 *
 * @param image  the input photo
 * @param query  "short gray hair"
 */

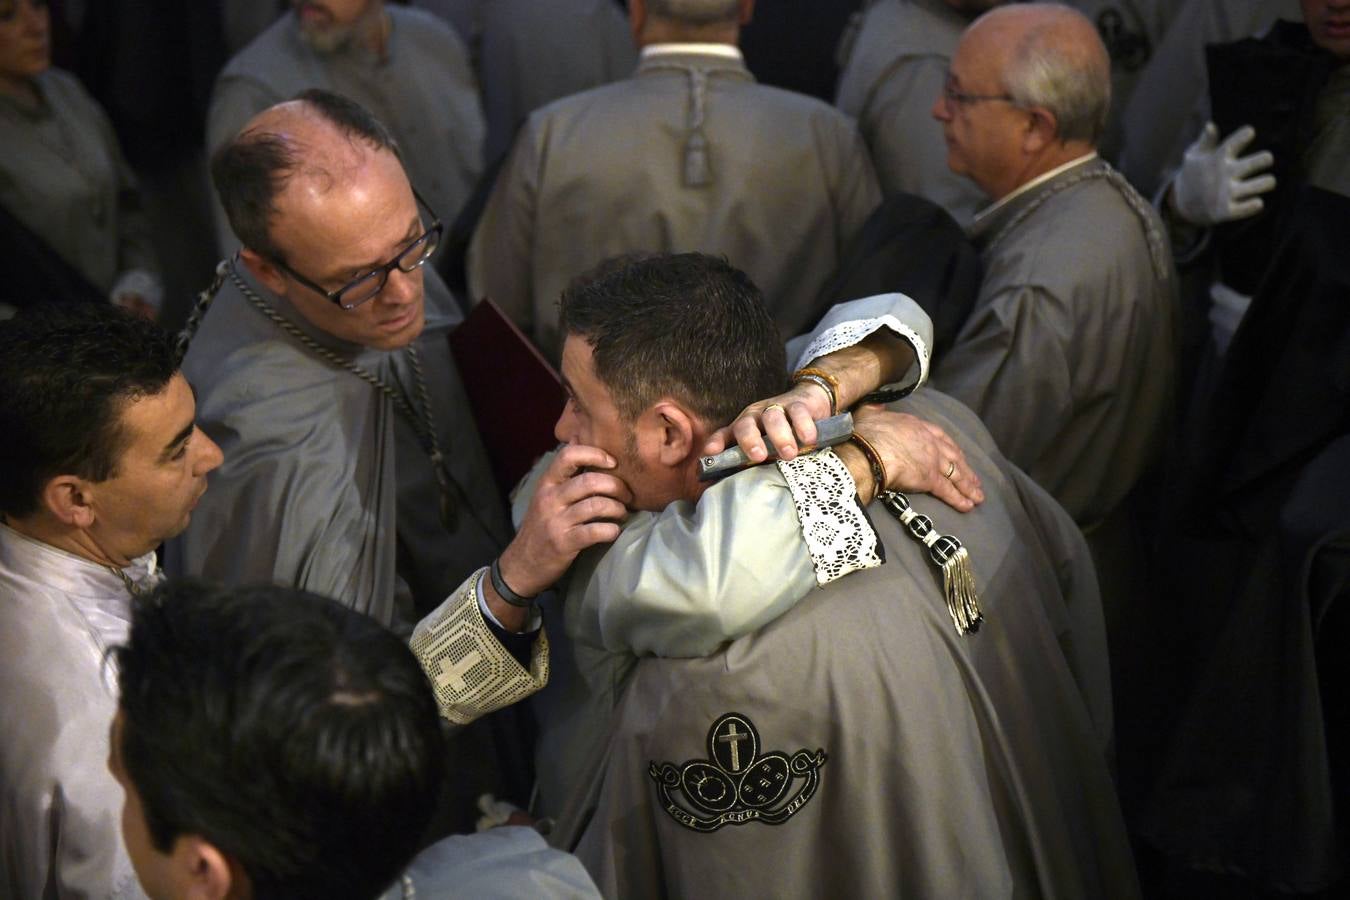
xmin=648 ymin=0 xmax=741 ymax=26
xmin=1003 ymin=17 xmax=1111 ymax=144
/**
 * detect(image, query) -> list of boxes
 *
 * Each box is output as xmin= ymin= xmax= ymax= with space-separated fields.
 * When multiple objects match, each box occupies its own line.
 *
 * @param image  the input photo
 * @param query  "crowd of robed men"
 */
xmin=3 ymin=0 xmax=1348 ymax=897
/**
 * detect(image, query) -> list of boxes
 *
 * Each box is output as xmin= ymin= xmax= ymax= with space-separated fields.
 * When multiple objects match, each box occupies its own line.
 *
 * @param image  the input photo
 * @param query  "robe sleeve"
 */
xmin=401 ymin=826 xmax=599 ymax=898
xmin=787 ymin=290 xmax=933 ymax=394
xmin=466 ymin=116 xmax=540 ymax=336
xmin=410 ymin=568 xmax=550 ymax=725
xmin=570 ymin=451 xmax=880 ymax=659
xmin=929 ymin=283 xmax=1075 ymax=483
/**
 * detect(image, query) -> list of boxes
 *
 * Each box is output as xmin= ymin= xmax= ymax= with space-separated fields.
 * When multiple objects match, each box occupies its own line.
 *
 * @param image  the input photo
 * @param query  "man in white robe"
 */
xmin=467 ymin=0 xmax=881 ymax=356
xmin=0 ymin=303 xmax=224 ymax=899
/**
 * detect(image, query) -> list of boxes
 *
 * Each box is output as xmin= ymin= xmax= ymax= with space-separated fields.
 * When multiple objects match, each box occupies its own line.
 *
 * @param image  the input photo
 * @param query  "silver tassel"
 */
xmin=683 ymin=131 xmax=711 ymax=187
xmin=940 ymin=546 xmax=982 ymax=635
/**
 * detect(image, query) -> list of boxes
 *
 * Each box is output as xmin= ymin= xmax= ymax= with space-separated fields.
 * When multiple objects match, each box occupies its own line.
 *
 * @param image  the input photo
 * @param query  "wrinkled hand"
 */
xmin=854 ymin=405 xmax=984 ymax=512
xmin=497 ymin=444 xmax=633 ymax=598
xmin=1170 ymin=122 xmax=1275 ymax=226
xmin=701 ymin=381 xmax=833 ymax=463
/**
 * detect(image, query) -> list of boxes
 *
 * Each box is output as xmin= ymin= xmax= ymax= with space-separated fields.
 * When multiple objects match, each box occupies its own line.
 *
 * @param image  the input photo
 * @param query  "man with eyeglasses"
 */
xmin=926 ymin=3 xmax=1175 ymax=640
xmin=172 ymin=88 xmax=513 ymax=636
xmin=836 ymin=0 xmax=1006 ymax=228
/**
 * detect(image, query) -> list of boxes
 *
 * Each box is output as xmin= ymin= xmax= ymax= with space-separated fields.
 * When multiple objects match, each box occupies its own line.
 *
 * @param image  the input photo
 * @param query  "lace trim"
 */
xmin=777 ymin=450 xmax=882 ymax=586
xmin=794 ymin=315 xmax=931 ymax=397
xmin=410 ymin=569 xmax=550 ymax=725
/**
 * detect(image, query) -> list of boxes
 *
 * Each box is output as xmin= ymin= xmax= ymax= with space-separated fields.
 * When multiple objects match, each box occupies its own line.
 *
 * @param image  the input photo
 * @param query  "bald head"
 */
xmin=211 ymin=89 xmax=400 ymax=261
xmin=970 ymin=3 xmax=1111 ymax=145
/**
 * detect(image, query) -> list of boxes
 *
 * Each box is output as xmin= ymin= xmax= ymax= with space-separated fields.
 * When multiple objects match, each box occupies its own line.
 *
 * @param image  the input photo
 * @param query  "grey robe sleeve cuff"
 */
xmin=410 ymin=568 xmax=550 ymax=725
xmin=777 ymin=449 xmax=882 ymax=586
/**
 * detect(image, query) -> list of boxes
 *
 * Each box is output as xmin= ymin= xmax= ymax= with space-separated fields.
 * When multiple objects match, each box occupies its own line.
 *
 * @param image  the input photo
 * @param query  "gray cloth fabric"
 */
xmin=1118 ymin=0 xmax=1303 ymax=196
xmin=0 ymin=68 xmax=157 ymax=294
xmin=834 ymin=0 xmax=984 ymax=227
xmin=478 ymin=0 xmax=635 ymax=166
xmin=930 ymin=157 xmax=1176 ymax=529
xmin=560 ymin=390 xmax=1132 ymax=898
xmin=413 ymin=0 xmax=487 ymax=48
xmin=1061 ymin=0 xmax=1182 ymax=161
xmin=169 ymin=263 xmax=509 ymax=628
xmin=0 ymin=523 xmax=155 ymax=900
xmin=467 ymin=48 xmax=881 ymax=355
xmin=382 ymin=826 xmax=599 ymax=899
xmin=206 ymin=6 xmax=484 ymax=255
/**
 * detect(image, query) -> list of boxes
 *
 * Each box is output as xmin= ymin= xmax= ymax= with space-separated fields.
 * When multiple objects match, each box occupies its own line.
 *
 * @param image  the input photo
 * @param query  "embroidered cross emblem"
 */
xmin=435 ymin=651 xmax=482 ymax=693
xmin=717 ymin=721 xmax=750 ymax=772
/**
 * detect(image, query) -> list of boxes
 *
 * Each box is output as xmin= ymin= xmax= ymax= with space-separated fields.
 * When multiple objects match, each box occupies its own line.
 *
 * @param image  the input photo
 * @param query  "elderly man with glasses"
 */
xmin=925 ymin=4 xmax=1175 ymax=660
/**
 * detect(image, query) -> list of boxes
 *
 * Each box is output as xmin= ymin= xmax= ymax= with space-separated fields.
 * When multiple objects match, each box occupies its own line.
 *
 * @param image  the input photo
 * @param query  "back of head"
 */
xmin=648 ymin=0 xmax=742 ymax=26
xmin=985 ymin=3 xmax=1111 ymax=145
xmin=114 ymin=580 xmax=446 ymax=900
xmin=558 ymin=252 xmax=786 ymax=426
xmin=210 ymin=88 xmax=400 ymax=262
xmin=0 ymin=303 xmax=179 ymax=520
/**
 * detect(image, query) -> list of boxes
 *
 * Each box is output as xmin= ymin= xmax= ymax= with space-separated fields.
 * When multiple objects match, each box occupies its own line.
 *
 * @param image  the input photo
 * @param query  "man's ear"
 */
xmin=238 ymin=248 xmax=287 ymax=298
xmin=173 ymin=835 xmax=239 ymax=900
xmin=1022 ymin=105 xmax=1060 ymax=154
xmin=41 ymin=475 xmax=96 ymax=529
xmin=650 ymin=401 xmax=696 ymax=466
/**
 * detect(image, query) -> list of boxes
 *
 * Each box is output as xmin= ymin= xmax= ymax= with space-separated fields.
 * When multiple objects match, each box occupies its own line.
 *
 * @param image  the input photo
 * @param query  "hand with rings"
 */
xmin=852 ymin=405 xmax=984 ymax=512
xmin=701 ymin=382 xmax=833 ymax=464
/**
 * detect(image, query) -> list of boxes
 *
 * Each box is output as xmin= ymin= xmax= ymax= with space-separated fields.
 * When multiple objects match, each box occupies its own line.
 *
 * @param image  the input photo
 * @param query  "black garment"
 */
xmin=739 ymin=0 xmax=864 ymax=101
xmin=1206 ymin=20 xmax=1341 ymax=295
xmin=1142 ymin=186 xmax=1350 ymax=893
xmin=808 ymin=192 xmax=981 ymax=357
xmin=0 ymin=201 xmax=107 ymax=310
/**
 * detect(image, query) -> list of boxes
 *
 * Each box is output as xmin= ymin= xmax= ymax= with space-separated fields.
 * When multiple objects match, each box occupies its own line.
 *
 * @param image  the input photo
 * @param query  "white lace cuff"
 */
xmin=777 ymin=449 xmax=882 ymax=586
xmin=793 ymin=314 xmax=931 ymax=399
xmin=410 ymin=569 xmax=550 ymax=725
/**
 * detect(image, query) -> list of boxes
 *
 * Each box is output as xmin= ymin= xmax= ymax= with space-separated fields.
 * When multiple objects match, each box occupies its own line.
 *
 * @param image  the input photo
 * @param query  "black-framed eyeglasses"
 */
xmin=942 ymin=71 xmax=1017 ymax=107
xmin=271 ymin=190 xmax=443 ymax=310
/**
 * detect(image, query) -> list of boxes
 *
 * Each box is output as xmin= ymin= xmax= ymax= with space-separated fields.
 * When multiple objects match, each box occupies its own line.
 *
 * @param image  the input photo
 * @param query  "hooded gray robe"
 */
xmin=467 ymin=46 xmax=881 ymax=355
xmin=561 ymin=390 xmax=1132 ymax=898
xmin=206 ymin=6 xmax=484 ymax=255
xmin=169 ymin=263 xmax=509 ymax=629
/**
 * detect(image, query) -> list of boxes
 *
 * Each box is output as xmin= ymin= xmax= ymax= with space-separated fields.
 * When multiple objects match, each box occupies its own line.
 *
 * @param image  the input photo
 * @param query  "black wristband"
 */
xmin=490 ymin=557 xmax=537 ymax=608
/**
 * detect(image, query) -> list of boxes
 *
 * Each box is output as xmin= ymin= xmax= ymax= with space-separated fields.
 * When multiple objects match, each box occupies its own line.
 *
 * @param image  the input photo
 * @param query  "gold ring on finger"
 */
xmin=944 ymin=460 xmax=956 ymax=480
xmin=763 ymin=403 xmax=787 ymax=416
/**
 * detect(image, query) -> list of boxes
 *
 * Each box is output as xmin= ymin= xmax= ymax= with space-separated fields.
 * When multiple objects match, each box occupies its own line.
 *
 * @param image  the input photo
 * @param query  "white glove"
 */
xmin=1169 ymin=122 xmax=1276 ymax=226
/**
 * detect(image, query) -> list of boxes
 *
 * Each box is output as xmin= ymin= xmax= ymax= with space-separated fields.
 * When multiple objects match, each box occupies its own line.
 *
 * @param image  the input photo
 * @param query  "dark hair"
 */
xmin=210 ymin=88 xmax=400 ymax=261
xmin=0 ymin=303 xmax=180 ymax=518
xmin=114 ymin=580 xmax=446 ymax=900
xmin=558 ymin=253 xmax=787 ymax=426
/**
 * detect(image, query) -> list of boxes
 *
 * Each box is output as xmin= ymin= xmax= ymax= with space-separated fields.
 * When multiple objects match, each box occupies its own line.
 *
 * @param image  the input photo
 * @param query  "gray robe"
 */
xmin=0 ymin=68 xmax=157 ymax=294
xmin=478 ymin=0 xmax=636 ymax=166
xmin=1117 ymin=0 xmax=1303 ymax=196
xmin=206 ymin=6 xmax=484 ymax=254
xmin=467 ymin=48 xmax=881 ymax=355
xmin=0 ymin=524 xmax=155 ymax=900
xmin=930 ymin=156 xmax=1176 ymax=530
xmin=563 ymin=391 xmax=1133 ymax=898
xmin=834 ymin=0 xmax=984 ymax=227
xmin=169 ymin=264 xmax=509 ymax=628
xmin=384 ymin=826 xmax=598 ymax=899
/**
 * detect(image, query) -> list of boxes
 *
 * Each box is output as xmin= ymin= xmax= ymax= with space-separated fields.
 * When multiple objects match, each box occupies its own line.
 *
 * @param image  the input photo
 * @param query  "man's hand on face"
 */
xmin=852 ymin=405 xmax=984 ymax=512
xmin=495 ymin=444 xmax=633 ymax=601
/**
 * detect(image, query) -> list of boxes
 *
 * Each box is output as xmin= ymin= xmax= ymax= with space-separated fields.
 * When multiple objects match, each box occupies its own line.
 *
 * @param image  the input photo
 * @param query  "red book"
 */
xmin=448 ymin=299 xmax=565 ymax=497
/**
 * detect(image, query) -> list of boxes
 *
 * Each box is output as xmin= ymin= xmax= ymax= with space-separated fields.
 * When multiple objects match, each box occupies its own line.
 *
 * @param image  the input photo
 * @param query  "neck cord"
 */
xmin=226 ymin=262 xmax=463 ymax=530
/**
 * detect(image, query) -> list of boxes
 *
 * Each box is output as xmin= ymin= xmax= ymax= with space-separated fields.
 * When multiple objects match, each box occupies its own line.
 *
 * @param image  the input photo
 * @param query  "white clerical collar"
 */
xmin=641 ymin=43 xmax=744 ymax=62
xmin=973 ymin=152 xmax=1099 ymax=228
